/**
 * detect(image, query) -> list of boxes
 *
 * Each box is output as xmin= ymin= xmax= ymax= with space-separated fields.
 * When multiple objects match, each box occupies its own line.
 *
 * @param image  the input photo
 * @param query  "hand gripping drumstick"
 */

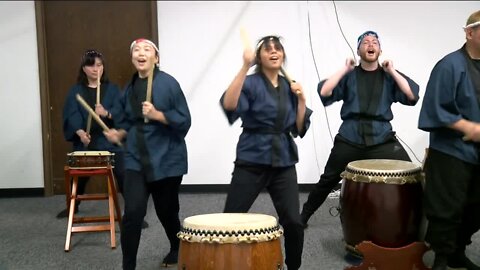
xmin=240 ymin=26 xmax=256 ymax=70
xmin=75 ymin=94 xmax=122 ymax=146
xmin=280 ymin=67 xmax=300 ymax=95
xmin=144 ymin=65 xmax=154 ymax=123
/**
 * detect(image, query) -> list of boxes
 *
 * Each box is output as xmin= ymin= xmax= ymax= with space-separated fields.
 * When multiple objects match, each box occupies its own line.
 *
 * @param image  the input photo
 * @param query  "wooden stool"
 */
xmin=64 ymin=165 xmax=122 ymax=252
xmin=345 ymin=241 xmax=430 ymax=270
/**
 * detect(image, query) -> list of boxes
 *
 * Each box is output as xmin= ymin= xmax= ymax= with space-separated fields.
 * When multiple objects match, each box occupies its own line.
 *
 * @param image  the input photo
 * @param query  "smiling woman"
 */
xmin=57 ymin=49 xmax=124 ymax=219
xmin=219 ymin=34 xmax=313 ymax=270
xmin=103 ymin=38 xmax=191 ymax=269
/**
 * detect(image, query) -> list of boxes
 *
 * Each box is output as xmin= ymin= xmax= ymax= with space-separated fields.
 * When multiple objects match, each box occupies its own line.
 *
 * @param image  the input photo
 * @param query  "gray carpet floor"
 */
xmin=0 ymin=192 xmax=478 ymax=270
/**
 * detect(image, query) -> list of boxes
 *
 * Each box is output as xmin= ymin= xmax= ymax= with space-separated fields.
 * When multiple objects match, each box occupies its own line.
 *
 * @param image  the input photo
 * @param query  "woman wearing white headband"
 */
xmin=419 ymin=10 xmax=480 ymax=270
xmin=105 ymin=38 xmax=191 ymax=270
xmin=220 ymin=35 xmax=313 ymax=270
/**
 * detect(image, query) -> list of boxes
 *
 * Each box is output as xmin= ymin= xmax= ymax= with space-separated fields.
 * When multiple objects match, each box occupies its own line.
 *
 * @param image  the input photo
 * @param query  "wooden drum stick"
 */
xmin=280 ymin=67 xmax=300 ymax=95
xmin=240 ymin=26 xmax=252 ymax=51
xmin=96 ymin=74 xmax=101 ymax=104
xmin=75 ymin=94 xmax=122 ymax=146
xmin=144 ymin=65 xmax=154 ymax=123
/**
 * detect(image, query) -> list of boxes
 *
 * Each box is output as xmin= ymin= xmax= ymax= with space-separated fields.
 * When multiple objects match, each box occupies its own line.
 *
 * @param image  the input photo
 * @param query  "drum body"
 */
xmin=177 ymin=213 xmax=283 ymax=270
xmin=67 ymin=151 xmax=114 ymax=169
xmin=339 ymin=159 xmax=424 ymax=252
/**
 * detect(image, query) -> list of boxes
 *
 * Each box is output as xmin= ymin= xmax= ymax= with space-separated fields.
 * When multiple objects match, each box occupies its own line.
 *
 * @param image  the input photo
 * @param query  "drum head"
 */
xmin=342 ymin=159 xmax=422 ymax=184
xmin=347 ymin=159 xmax=420 ymax=173
xmin=178 ymin=213 xmax=283 ymax=244
xmin=68 ymin=151 xmax=113 ymax=156
xmin=183 ymin=213 xmax=277 ymax=231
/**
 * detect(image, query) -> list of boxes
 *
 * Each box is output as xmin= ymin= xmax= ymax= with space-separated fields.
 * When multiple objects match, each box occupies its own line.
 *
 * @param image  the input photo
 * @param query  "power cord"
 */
xmin=305 ymin=1 xmax=331 ymax=177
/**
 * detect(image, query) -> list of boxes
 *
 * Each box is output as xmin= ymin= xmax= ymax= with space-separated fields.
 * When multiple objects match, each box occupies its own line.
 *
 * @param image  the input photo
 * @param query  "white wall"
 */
xmin=0 ymin=1 xmax=43 ymax=188
xmin=157 ymin=1 xmax=479 ymax=184
xmin=0 ymin=1 xmax=477 ymax=188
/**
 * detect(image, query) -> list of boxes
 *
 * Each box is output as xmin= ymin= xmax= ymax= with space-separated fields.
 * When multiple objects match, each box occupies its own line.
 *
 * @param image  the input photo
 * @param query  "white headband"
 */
xmin=130 ymin=38 xmax=159 ymax=54
xmin=463 ymin=21 xmax=480 ymax=29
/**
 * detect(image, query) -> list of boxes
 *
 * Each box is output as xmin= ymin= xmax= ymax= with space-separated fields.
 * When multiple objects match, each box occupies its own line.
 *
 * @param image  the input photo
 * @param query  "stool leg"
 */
xmin=65 ymin=176 xmax=78 ymax=252
xmin=107 ymin=173 xmax=116 ymax=249
xmin=64 ymin=166 xmax=71 ymax=210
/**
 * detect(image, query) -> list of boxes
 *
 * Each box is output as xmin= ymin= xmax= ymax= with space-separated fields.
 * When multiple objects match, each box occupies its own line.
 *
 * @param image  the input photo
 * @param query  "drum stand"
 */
xmin=63 ymin=165 xmax=122 ymax=252
xmin=345 ymin=241 xmax=430 ymax=270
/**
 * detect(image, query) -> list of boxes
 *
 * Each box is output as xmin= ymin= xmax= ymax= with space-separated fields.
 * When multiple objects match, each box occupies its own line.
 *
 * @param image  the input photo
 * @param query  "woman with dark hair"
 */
xmin=220 ymin=35 xmax=313 ymax=270
xmin=56 ymin=50 xmax=150 ymax=227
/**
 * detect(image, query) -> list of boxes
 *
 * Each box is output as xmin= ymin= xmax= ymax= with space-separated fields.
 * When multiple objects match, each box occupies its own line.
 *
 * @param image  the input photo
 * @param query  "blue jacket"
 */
xmin=220 ymin=73 xmax=313 ymax=167
xmin=418 ymin=46 xmax=480 ymax=164
xmin=63 ymin=82 xmax=122 ymax=152
xmin=320 ymin=66 xmax=419 ymax=146
xmin=113 ymin=69 xmax=191 ymax=181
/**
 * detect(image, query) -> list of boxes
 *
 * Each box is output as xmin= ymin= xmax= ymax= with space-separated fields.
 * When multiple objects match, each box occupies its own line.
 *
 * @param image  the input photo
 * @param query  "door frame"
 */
xmin=34 ymin=1 xmax=158 ymax=196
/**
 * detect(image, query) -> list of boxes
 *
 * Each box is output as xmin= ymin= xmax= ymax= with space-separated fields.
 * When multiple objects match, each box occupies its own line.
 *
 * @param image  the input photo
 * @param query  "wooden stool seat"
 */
xmin=64 ymin=165 xmax=122 ymax=252
xmin=345 ymin=241 xmax=430 ymax=270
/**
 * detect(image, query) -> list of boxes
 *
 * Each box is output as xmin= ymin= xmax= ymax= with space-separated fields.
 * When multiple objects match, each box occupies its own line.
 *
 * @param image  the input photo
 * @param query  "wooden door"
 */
xmin=36 ymin=1 xmax=158 ymax=195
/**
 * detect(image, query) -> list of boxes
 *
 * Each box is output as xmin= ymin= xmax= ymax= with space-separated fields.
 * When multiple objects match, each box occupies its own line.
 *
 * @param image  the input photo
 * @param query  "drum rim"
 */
xmin=67 ymin=151 xmax=115 ymax=169
xmin=341 ymin=159 xmax=423 ymax=184
xmin=67 ymin=151 xmax=114 ymax=156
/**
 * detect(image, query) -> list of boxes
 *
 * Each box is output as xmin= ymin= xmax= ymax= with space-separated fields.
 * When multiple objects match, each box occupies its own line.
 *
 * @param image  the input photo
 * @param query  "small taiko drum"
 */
xmin=67 ymin=151 xmax=115 ymax=169
xmin=339 ymin=159 xmax=424 ymax=255
xmin=177 ymin=213 xmax=284 ymax=270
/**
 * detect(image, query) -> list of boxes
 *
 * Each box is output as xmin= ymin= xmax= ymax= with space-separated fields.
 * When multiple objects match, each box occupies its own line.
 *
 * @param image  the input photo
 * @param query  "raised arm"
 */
xmin=222 ymin=47 xmax=255 ymax=111
xmin=320 ymin=58 xmax=355 ymax=97
xmin=382 ymin=60 xmax=416 ymax=101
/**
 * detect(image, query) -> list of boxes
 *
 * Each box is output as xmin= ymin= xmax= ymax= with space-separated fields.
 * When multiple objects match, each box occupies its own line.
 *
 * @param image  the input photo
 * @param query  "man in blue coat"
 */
xmin=300 ymin=31 xmax=419 ymax=229
xmin=418 ymin=10 xmax=480 ymax=270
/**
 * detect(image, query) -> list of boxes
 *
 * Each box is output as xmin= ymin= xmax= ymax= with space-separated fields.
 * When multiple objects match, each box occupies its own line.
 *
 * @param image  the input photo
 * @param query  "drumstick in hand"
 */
xmin=87 ymin=74 xmax=101 ymax=134
xmin=240 ymin=26 xmax=252 ymax=51
xmin=240 ymin=26 xmax=256 ymax=69
xmin=280 ymin=67 xmax=300 ymax=95
xmin=86 ymin=115 xmax=92 ymax=134
xmin=144 ymin=65 xmax=154 ymax=123
xmin=96 ymin=74 xmax=101 ymax=105
xmin=75 ymin=94 xmax=122 ymax=146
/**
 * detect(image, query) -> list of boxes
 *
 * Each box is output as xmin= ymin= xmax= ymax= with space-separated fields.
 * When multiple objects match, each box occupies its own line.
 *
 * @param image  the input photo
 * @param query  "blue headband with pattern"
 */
xmin=357 ymin=31 xmax=380 ymax=49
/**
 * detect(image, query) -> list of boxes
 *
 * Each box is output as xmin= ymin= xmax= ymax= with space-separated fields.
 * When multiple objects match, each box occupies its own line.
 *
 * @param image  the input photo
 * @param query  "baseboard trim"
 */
xmin=0 ymin=184 xmax=318 ymax=197
xmin=0 ymin=188 xmax=44 ymax=198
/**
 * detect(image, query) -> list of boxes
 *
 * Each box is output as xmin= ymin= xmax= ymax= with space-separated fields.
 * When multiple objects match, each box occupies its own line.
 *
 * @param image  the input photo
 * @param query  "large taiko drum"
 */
xmin=177 ymin=213 xmax=284 ymax=270
xmin=339 ymin=159 xmax=424 ymax=255
xmin=67 ymin=151 xmax=115 ymax=169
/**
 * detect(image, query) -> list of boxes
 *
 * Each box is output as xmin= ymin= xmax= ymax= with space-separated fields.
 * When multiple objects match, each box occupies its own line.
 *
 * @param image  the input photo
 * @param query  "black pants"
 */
xmin=76 ymin=151 xmax=125 ymax=197
xmin=121 ymin=170 xmax=182 ymax=270
xmin=423 ymin=148 xmax=480 ymax=256
xmin=224 ymin=164 xmax=304 ymax=270
xmin=302 ymin=134 xmax=411 ymax=217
